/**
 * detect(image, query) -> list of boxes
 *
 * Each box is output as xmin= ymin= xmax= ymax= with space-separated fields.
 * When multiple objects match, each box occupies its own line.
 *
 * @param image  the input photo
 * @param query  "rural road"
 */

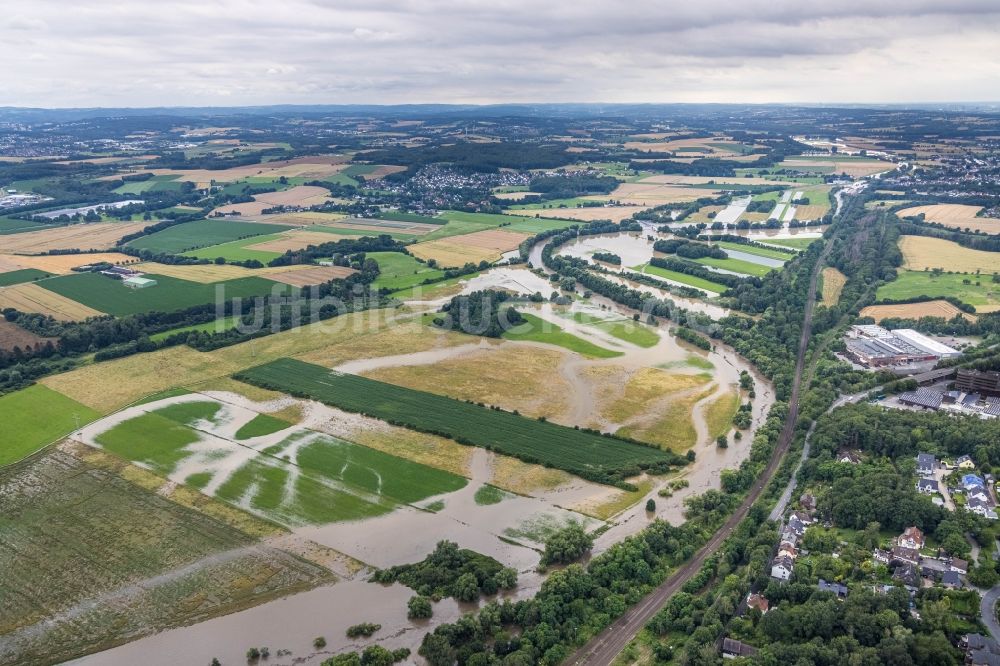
xmin=981 ymin=585 xmax=1000 ymax=643
xmin=567 ymin=216 xmax=836 ymax=666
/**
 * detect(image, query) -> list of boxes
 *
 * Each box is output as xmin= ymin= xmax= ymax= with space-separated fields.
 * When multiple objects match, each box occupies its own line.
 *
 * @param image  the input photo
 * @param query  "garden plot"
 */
xmin=77 ymin=393 xmax=468 ymax=528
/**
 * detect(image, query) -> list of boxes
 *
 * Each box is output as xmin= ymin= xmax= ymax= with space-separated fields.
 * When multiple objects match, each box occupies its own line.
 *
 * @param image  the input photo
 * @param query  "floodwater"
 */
xmin=557 ymin=231 xmax=654 ymax=268
xmin=722 ymin=247 xmax=786 ymax=268
xmin=73 ymin=233 xmax=778 ymax=665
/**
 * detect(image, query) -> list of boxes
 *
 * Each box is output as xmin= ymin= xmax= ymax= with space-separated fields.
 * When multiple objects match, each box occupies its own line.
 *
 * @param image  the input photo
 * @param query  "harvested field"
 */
xmin=795 ymin=204 xmax=829 ymax=221
xmin=779 ymin=158 xmax=888 ymax=177
xmin=506 ymin=205 xmax=647 ymax=222
xmin=0 ymin=319 xmax=53 ymax=351
xmin=0 ymin=282 xmax=103 ymax=320
xmin=2 ymin=252 xmax=138 ymax=274
xmin=897 ymin=204 xmax=998 ymax=233
xmin=860 ymin=300 xmax=977 ymax=323
xmin=329 ymin=217 xmax=440 ymax=235
xmin=821 ymin=267 xmax=847 ymax=305
xmin=112 ymin=155 xmax=350 ymax=188
xmin=0 ymin=222 xmax=151 ymax=254
xmin=494 ymin=191 xmax=542 ymax=200
xmin=640 ymin=174 xmax=791 ymax=186
xmin=133 ymin=262 xmax=304 ymax=283
xmin=241 ymin=211 xmax=347 ymax=226
xmin=211 ymin=185 xmax=333 ymax=216
xmin=362 ymin=342 xmax=571 ymax=420
xmin=267 ymin=265 xmax=358 ymax=287
xmin=899 ymin=235 xmax=1000 ymax=273
xmin=409 ymin=228 xmax=531 ymax=267
xmin=605 ymin=182 xmax=711 ymax=206
xmin=235 ymin=358 xmax=682 ymax=485
xmin=245 ymin=229 xmax=356 ymax=253
xmin=42 ymin=310 xmax=463 ymax=413
xmin=0 ymin=447 xmax=333 ymax=665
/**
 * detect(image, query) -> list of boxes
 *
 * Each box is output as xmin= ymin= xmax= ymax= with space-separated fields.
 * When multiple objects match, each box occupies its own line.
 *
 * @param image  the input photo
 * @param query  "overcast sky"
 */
xmin=2 ymin=1 xmax=999 ymax=108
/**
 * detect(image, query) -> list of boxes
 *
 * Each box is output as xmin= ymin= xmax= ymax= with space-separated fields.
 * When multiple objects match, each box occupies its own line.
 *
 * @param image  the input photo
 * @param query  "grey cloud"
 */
xmin=1 ymin=1 xmax=998 ymax=106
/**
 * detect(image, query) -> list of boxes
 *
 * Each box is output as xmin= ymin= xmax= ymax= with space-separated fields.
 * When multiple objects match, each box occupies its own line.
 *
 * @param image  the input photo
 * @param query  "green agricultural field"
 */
xmin=567 ymin=312 xmax=660 ymax=347
xmin=371 ymin=251 xmax=445 ymax=291
xmin=235 ymin=358 xmax=682 ymax=485
xmin=632 ymin=264 xmax=728 ymax=293
xmin=311 ymin=226 xmax=418 ymax=242
xmin=0 ymin=216 xmax=52 ymax=234
xmin=764 ymin=237 xmax=816 ymax=250
xmin=0 ymin=447 xmax=331 ymax=665
xmin=377 ymin=211 xmax=446 ymax=225
xmin=502 ymin=313 xmax=622 ymax=358
xmin=0 ymin=268 xmax=53 ymax=286
xmin=504 ymin=216 xmax=579 ymax=234
xmin=426 ymin=210 xmax=574 ymax=240
xmin=150 ymin=316 xmax=238 ymax=342
xmin=92 ymin=398 xmax=467 ymax=525
xmin=695 ymin=256 xmax=774 ymax=277
xmin=127 ymin=219 xmax=289 ymax=254
xmin=95 ymin=402 xmax=222 ymax=475
xmin=113 ymin=175 xmax=186 ymax=195
xmin=715 ymin=241 xmax=791 ymax=262
xmin=181 ymin=235 xmax=284 ymax=262
xmin=508 ymin=197 xmax=595 ymax=210
xmin=876 ymin=270 xmax=1000 ymax=309
xmin=0 ymin=385 xmax=101 ymax=466
xmin=234 ymin=413 xmax=293 ymax=440
xmin=39 ymin=272 xmax=290 ymax=316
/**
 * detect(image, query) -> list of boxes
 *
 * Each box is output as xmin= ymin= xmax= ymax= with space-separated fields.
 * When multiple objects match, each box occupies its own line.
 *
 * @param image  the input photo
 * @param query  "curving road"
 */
xmin=982 ymin=586 xmax=1000 ymax=643
xmin=568 ymin=222 xmax=835 ymax=666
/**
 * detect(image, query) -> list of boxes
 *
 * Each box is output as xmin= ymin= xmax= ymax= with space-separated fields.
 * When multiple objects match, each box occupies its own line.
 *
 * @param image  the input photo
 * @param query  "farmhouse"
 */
xmin=122 ymin=277 xmax=157 ymax=289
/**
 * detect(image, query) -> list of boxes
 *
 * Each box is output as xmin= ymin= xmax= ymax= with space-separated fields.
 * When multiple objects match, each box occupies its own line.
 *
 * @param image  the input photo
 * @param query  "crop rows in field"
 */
xmin=126 ymin=219 xmax=291 ymax=254
xmin=235 ymin=358 xmax=683 ymax=486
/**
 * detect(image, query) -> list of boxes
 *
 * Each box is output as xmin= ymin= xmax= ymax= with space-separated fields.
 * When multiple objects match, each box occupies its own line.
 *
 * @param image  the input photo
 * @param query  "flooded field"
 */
xmin=67 ymin=232 xmax=777 ymax=665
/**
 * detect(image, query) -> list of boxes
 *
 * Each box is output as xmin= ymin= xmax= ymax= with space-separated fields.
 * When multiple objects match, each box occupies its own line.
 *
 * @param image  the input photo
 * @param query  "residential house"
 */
xmin=916 ymin=478 xmax=939 ymax=495
xmin=941 ymin=571 xmax=962 ymax=589
xmin=964 ymin=474 xmax=987 ymax=491
xmin=873 ymin=548 xmax=891 ymax=565
xmin=791 ymin=510 xmax=814 ymax=526
xmin=964 ymin=634 xmax=1000 ymax=666
xmin=893 ymin=562 xmax=920 ymax=588
xmin=891 ymin=546 xmax=920 ymax=566
xmin=916 ymin=452 xmax=937 ymax=476
xmin=777 ymin=542 xmax=798 ymax=560
xmin=746 ymin=593 xmax=769 ymax=614
xmin=818 ymin=579 xmax=849 ymax=599
xmin=957 ymin=454 xmax=976 ymax=469
xmin=950 ymin=557 xmax=969 ymax=574
xmin=771 ymin=555 xmax=794 ymax=581
xmin=897 ymin=526 xmax=925 ymax=550
xmin=721 ymin=638 xmax=757 ymax=659
xmin=787 ymin=515 xmax=807 ymax=537
xmin=967 ymin=495 xmax=998 ymax=519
